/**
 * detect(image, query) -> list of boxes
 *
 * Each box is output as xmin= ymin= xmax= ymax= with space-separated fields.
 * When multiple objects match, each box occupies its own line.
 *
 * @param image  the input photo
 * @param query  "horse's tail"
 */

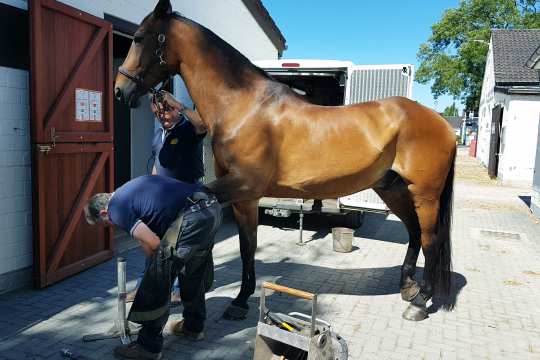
xmin=433 ymin=150 xmax=455 ymax=300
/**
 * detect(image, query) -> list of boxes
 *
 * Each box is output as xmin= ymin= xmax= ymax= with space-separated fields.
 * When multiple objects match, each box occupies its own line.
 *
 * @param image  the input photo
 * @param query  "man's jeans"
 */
xmin=132 ymin=200 xmax=221 ymax=353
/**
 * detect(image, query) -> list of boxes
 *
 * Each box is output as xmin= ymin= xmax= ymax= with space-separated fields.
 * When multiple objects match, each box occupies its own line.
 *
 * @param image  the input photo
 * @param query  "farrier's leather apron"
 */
xmin=128 ymin=194 xmax=216 ymax=324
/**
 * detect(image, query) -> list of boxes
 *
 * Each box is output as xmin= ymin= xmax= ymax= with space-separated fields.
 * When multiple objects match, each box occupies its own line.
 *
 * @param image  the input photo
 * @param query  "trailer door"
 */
xmin=346 ymin=65 xmax=413 ymax=105
xmin=340 ymin=65 xmax=413 ymax=212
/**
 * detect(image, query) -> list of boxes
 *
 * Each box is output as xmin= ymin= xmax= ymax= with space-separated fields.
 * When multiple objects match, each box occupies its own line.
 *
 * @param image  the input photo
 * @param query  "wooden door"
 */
xmin=488 ymin=105 xmax=503 ymax=179
xmin=30 ymin=0 xmax=114 ymax=287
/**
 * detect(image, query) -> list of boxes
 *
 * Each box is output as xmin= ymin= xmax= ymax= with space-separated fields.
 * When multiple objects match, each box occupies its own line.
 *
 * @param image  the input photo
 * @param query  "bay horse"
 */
xmin=114 ymin=0 xmax=456 ymax=321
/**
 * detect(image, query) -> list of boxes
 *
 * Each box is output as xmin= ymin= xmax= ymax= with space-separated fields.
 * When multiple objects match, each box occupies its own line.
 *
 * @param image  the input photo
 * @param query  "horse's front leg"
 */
xmin=206 ymin=172 xmax=265 ymax=320
xmin=222 ymin=200 xmax=259 ymax=320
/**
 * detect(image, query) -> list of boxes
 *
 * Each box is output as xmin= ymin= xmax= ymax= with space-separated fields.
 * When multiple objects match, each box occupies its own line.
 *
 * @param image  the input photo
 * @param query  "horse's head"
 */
xmin=114 ymin=0 xmax=176 ymax=108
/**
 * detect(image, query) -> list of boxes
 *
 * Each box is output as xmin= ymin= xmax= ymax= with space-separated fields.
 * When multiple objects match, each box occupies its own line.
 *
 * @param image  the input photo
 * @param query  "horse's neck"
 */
xmin=172 ymin=19 xmax=265 ymax=133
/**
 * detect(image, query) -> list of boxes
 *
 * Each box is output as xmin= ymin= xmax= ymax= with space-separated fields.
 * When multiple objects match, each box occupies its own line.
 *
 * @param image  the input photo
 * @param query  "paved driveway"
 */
xmin=1 ymin=147 xmax=540 ymax=359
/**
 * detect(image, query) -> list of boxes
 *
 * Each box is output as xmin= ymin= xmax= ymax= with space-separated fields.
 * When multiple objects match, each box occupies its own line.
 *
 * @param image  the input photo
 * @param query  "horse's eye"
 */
xmin=134 ymin=35 xmax=144 ymax=43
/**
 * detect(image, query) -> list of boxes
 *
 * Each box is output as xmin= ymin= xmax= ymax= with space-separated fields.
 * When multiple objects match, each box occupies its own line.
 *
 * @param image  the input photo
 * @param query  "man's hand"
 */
xmin=151 ymin=91 xmax=184 ymax=130
xmin=151 ymin=91 xmax=207 ymax=134
xmin=132 ymin=222 xmax=161 ymax=257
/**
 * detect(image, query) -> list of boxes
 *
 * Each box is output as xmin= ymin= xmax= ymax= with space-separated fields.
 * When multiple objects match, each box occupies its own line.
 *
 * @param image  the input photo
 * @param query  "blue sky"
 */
xmin=262 ymin=0 xmax=462 ymax=113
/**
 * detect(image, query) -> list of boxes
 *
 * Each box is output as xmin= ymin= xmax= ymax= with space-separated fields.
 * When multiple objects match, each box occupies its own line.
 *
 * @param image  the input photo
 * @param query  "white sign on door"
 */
xmin=76 ymin=88 xmax=102 ymax=122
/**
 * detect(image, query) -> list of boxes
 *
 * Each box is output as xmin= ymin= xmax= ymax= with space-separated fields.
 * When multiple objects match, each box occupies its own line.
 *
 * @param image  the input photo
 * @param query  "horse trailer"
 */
xmin=252 ymin=60 xmax=414 ymax=226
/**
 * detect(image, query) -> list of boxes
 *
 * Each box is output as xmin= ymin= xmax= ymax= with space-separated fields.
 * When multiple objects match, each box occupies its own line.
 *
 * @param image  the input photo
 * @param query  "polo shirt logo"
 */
xmin=170 ymin=138 xmax=179 ymax=145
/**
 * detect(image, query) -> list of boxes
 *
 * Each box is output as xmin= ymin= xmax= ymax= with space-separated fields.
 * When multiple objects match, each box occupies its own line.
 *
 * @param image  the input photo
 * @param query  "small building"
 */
xmin=0 ymin=0 xmax=285 ymax=293
xmin=525 ymin=43 xmax=540 ymax=218
xmin=442 ymin=115 xmax=463 ymax=139
xmin=477 ymin=29 xmax=540 ymax=186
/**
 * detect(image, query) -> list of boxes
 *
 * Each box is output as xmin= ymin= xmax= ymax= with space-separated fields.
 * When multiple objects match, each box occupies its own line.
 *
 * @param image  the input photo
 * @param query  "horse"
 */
xmin=114 ymin=0 xmax=456 ymax=322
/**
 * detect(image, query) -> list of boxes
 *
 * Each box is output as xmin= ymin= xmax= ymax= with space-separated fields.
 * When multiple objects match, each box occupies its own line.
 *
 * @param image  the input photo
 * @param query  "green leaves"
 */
xmin=416 ymin=0 xmax=539 ymax=113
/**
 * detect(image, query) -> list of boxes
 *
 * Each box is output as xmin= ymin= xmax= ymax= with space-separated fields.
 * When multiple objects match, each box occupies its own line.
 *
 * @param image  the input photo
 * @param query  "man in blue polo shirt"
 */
xmin=84 ymin=175 xmax=221 ymax=360
xmin=127 ymin=91 xmax=207 ymax=304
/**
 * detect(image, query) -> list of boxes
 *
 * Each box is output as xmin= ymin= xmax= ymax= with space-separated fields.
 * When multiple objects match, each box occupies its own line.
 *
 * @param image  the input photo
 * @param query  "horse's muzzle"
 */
xmin=114 ymin=85 xmax=141 ymax=108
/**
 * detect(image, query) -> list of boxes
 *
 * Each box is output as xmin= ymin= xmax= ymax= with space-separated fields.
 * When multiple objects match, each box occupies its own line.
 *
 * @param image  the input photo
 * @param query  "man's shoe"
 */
xmin=113 ymin=342 xmax=162 ymax=360
xmin=125 ymin=290 xmax=137 ymax=303
xmin=171 ymin=320 xmax=205 ymax=341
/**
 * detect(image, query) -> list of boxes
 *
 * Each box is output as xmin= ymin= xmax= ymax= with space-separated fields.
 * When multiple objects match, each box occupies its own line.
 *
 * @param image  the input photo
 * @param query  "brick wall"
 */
xmin=0 ymin=66 xmax=32 ymax=292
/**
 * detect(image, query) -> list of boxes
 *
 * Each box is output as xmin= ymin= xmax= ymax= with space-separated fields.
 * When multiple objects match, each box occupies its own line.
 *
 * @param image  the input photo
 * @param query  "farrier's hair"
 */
xmin=84 ymin=193 xmax=112 ymax=225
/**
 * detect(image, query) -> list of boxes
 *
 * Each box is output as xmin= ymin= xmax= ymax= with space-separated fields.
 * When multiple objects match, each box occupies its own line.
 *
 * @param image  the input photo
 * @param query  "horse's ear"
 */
xmin=153 ymin=0 xmax=172 ymax=18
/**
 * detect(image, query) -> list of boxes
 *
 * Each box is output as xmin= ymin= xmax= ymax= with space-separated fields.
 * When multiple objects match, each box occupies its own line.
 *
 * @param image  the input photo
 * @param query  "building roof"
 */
xmin=442 ymin=116 xmax=462 ymax=130
xmin=241 ymin=0 xmax=287 ymax=57
xmin=492 ymin=29 xmax=540 ymax=85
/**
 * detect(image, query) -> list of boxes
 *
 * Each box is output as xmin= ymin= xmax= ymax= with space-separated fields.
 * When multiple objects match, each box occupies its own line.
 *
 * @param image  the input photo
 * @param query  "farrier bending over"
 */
xmin=125 ymin=91 xmax=207 ymax=304
xmin=84 ymin=175 xmax=221 ymax=360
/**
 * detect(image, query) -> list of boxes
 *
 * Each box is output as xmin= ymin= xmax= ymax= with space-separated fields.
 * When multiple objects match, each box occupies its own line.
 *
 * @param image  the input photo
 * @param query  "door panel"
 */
xmin=31 ymin=0 xmax=114 ymax=287
xmin=31 ymin=0 xmax=113 ymax=144
xmin=33 ymin=143 xmax=114 ymax=287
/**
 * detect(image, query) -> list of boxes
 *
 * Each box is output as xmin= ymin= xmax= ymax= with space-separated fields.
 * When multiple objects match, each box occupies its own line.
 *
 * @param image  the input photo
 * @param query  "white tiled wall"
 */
xmin=0 ymin=66 xmax=32 ymax=278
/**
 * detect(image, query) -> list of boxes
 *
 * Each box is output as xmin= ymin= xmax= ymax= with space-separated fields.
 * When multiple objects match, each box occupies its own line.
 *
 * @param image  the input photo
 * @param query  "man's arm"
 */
xmin=132 ymin=222 xmax=161 ymax=257
xmin=160 ymin=91 xmax=207 ymax=135
xmin=182 ymin=108 xmax=206 ymax=135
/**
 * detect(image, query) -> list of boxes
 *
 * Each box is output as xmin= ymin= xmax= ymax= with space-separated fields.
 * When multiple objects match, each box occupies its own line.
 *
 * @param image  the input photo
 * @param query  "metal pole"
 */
xmin=116 ymin=257 xmax=130 ymax=344
xmin=297 ymin=200 xmax=304 ymax=246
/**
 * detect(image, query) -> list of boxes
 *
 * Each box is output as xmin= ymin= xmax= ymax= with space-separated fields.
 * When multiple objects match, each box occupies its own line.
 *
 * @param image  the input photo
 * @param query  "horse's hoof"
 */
xmin=400 ymin=282 xmax=421 ymax=302
xmin=222 ymin=304 xmax=249 ymax=320
xmin=402 ymin=304 xmax=428 ymax=321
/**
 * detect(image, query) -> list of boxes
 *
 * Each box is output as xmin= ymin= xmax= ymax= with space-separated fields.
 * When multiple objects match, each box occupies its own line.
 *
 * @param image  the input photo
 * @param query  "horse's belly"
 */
xmin=268 ymin=144 xmax=393 ymax=198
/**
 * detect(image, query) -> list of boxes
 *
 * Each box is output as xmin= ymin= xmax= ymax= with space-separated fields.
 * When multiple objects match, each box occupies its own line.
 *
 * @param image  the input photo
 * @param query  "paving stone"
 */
xmin=1 ymin=148 xmax=540 ymax=358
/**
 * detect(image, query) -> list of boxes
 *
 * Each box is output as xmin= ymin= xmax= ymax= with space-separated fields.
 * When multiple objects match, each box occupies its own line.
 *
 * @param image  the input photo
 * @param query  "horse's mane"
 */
xmin=170 ymin=12 xmax=274 ymax=88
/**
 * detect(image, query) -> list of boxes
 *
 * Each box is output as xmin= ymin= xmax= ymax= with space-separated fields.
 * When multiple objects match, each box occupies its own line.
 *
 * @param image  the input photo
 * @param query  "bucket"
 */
xmin=332 ymin=227 xmax=353 ymax=253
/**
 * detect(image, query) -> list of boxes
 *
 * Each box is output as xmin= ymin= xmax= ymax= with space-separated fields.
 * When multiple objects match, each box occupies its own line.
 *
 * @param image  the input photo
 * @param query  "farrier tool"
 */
xmin=82 ymin=257 xmax=139 ymax=344
xmin=253 ymin=282 xmax=348 ymax=360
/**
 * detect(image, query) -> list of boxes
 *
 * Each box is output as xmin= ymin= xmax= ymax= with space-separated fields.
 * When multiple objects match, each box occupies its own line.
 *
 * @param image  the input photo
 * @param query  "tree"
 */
xmin=416 ymin=0 xmax=540 ymax=114
xmin=443 ymin=102 xmax=460 ymax=116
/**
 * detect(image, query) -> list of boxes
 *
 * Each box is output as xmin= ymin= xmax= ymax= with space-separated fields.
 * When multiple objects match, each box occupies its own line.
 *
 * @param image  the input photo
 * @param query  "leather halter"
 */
xmin=118 ymin=32 xmax=171 ymax=96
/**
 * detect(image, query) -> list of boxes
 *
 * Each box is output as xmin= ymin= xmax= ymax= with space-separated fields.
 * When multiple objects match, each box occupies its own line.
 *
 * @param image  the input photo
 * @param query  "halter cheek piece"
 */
xmin=117 ymin=32 xmax=171 ymax=98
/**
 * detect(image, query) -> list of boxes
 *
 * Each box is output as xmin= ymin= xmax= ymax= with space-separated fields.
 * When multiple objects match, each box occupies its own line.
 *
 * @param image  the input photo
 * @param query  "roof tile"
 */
xmin=492 ymin=29 xmax=540 ymax=84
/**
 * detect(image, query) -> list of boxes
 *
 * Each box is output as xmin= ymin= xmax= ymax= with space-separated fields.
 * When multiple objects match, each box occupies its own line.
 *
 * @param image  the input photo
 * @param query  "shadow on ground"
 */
xmin=212 ymin=257 xmax=467 ymax=307
xmin=0 ymin=212 xmax=466 ymax=359
xmin=259 ymin=212 xmax=408 ymax=244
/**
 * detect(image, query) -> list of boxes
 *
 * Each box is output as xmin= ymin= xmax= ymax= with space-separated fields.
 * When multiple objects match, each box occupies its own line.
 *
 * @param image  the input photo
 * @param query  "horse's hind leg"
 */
xmin=222 ymin=200 xmax=259 ymax=320
xmin=401 ymin=196 xmax=440 ymax=321
xmin=374 ymin=174 xmax=421 ymax=302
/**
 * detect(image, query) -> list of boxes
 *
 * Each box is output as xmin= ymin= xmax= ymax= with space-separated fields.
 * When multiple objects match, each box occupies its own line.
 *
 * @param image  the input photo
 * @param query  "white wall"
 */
xmin=3 ymin=0 xmax=280 ymax=59
xmin=0 ymin=66 xmax=32 ymax=281
xmin=477 ymin=41 xmax=496 ymax=167
xmin=497 ymin=95 xmax=540 ymax=186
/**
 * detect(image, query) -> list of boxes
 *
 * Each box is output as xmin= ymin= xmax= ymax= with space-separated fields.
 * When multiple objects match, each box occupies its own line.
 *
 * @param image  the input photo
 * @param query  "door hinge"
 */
xmin=37 ymin=128 xmax=59 ymax=154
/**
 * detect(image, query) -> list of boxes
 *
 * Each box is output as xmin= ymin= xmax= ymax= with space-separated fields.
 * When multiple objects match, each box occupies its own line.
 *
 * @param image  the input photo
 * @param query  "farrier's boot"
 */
xmin=113 ymin=342 xmax=162 ymax=360
xmin=170 ymin=319 xmax=205 ymax=341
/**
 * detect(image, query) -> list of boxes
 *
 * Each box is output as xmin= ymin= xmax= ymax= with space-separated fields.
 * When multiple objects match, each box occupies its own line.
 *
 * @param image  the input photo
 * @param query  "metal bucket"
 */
xmin=332 ymin=227 xmax=353 ymax=253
